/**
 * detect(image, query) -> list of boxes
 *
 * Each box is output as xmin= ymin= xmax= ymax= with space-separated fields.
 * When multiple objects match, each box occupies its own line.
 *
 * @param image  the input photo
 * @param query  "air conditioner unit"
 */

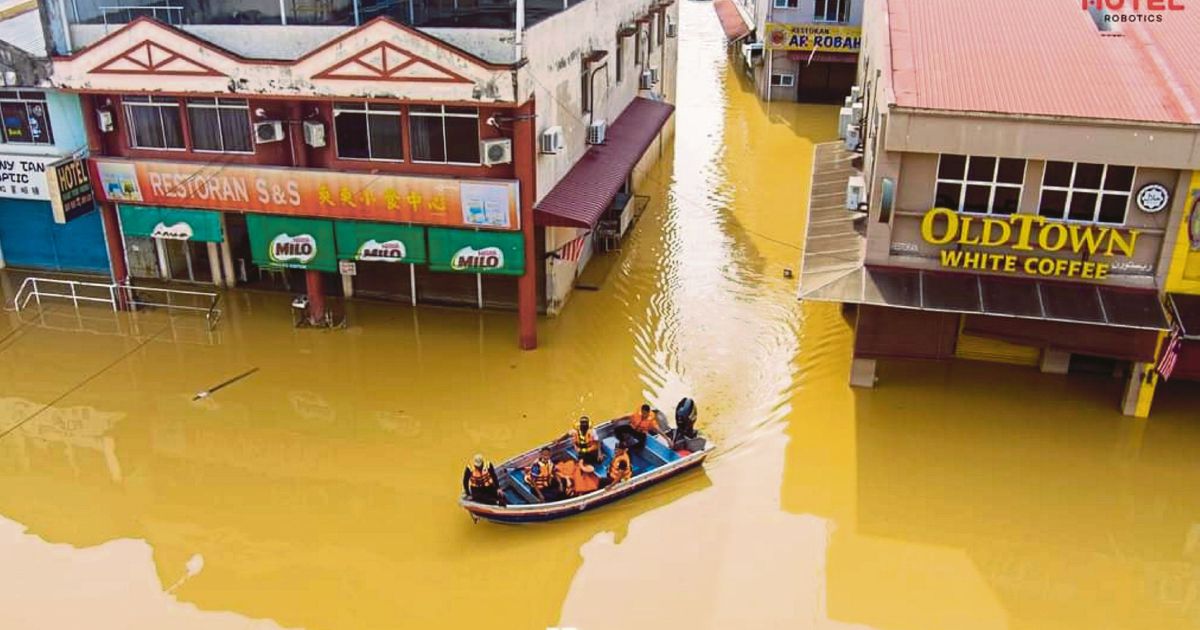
xmin=850 ymin=102 xmax=864 ymax=123
xmin=587 ymin=120 xmax=607 ymax=145
xmin=846 ymin=176 xmax=866 ymax=211
xmin=255 ymin=121 xmax=285 ymax=144
xmin=850 ymin=85 xmax=862 ymax=101
xmin=481 ymin=138 xmax=513 ymax=166
xmin=649 ymin=67 xmax=660 ymax=84
xmin=302 ymin=120 xmax=326 ymax=148
xmin=845 ymin=125 xmax=862 ymax=152
xmin=540 ymin=126 xmax=564 ymax=154
xmin=639 ymin=70 xmax=654 ymax=90
xmin=838 ymin=107 xmax=853 ymax=140
xmin=844 ymin=96 xmax=854 ymax=108
xmin=666 ymin=21 xmax=677 ymax=38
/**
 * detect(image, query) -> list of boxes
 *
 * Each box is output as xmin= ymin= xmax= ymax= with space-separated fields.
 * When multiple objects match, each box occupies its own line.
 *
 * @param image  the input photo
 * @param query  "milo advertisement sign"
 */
xmin=247 ymin=215 xmax=337 ymax=272
xmin=270 ymin=233 xmax=318 ymax=266
xmin=451 ymin=246 xmax=504 ymax=272
xmin=357 ymin=239 xmax=407 ymax=262
xmin=428 ymin=227 xmax=524 ymax=276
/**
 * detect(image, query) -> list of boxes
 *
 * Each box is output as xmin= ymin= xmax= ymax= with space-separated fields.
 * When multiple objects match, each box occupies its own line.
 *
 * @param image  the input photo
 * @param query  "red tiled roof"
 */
xmin=535 ymin=97 xmax=674 ymax=229
xmin=713 ymin=0 xmax=751 ymax=43
xmin=887 ymin=0 xmax=1200 ymax=124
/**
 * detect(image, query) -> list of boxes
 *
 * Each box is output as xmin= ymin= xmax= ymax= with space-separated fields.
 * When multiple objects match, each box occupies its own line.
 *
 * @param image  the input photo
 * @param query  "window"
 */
xmin=814 ymin=0 xmax=849 ymax=22
xmin=186 ymin=98 xmax=252 ymax=153
xmin=770 ymin=73 xmax=795 ymax=87
xmin=773 ymin=0 xmax=799 ymax=8
xmin=334 ymin=102 xmax=403 ymax=161
xmin=657 ymin=11 xmax=665 ymax=45
xmin=1039 ymin=161 xmax=1135 ymax=225
xmin=409 ymin=105 xmax=480 ymax=164
xmin=124 ymin=96 xmax=184 ymax=150
xmin=581 ymin=66 xmax=592 ymax=115
xmin=934 ymin=154 xmax=1026 ymax=215
xmin=0 ymin=91 xmax=53 ymax=145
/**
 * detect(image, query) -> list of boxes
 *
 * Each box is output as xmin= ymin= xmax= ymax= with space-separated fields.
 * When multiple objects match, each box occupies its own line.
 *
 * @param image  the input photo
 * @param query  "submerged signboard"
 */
xmin=764 ymin=23 xmax=862 ymax=53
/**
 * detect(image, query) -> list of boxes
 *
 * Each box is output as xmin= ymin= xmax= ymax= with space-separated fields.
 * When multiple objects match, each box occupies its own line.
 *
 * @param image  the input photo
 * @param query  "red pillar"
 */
xmin=81 ymin=96 xmax=130 ymax=308
xmin=513 ymin=99 xmax=538 ymax=350
xmin=305 ymin=269 xmax=325 ymax=324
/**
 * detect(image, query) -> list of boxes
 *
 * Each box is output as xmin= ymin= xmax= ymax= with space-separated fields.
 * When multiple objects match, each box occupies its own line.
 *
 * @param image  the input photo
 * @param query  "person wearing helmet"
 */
xmin=462 ymin=454 xmax=503 ymax=506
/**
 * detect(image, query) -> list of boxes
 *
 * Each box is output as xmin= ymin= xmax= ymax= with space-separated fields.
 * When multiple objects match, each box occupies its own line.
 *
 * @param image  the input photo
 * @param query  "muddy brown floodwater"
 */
xmin=3 ymin=4 xmax=1200 ymax=630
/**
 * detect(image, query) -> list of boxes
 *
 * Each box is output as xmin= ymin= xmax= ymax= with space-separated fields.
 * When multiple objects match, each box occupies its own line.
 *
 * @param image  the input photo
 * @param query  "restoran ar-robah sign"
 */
xmin=921 ymin=207 xmax=1140 ymax=280
xmin=764 ymin=23 xmax=862 ymax=52
xmin=92 ymin=158 xmax=520 ymax=230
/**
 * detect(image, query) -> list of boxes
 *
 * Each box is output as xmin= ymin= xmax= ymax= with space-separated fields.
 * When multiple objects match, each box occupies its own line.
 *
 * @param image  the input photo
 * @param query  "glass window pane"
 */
xmin=445 ymin=117 xmax=480 ymax=163
xmin=160 ymin=106 xmax=184 ymax=148
xmin=996 ymin=159 xmax=1025 ymax=185
xmin=335 ymin=101 xmax=365 ymax=111
xmin=369 ymin=103 xmax=401 ymax=112
xmin=992 ymin=186 xmax=1020 ymax=215
xmin=335 ymin=111 xmax=370 ymax=159
xmin=188 ymin=97 xmax=217 ymax=106
xmin=123 ymin=95 xmax=149 ymax=103
xmin=1098 ymin=194 xmax=1128 ymax=224
xmin=966 ymin=156 xmax=996 ymax=182
xmin=934 ymin=182 xmax=961 ymax=210
xmin=1 ymin=102 xmax=31 ymax=143
xmin=1104 ymin=165 xmax=1135 ymax=192
xmin=128 ymin=106 xmax=164 ymax=148
xmin=410 ymin=105 xmax=441 ymax=115
xmin=367 ymin=113 xmax=403 ymax=160
xmin=445 ymin=106 xmax=477 ymax=116
xmin=218 ymin=98 xmax=248 ymax=107
xmin=962 ymin=184 xmax=991 ymax=214
xmin=26 ymin=100 xmax=52 ymax=144
xmin=409 ymin=115 xmax=445 ymax=162
xmin=188 ymin=106 xmax=223 ymax=151
xmin=937 ymin=154 xmax=966 ymax=180
xmin=219 ymin=108 xmax=252 ymax=152
xmin=1073 ymin=163 xmax=1104 ymax=189
xmin=1043 ymin=161 xmax=1073 ymax=188
xmin=1039 ymin=189 xmax=1068 ymax=219
xmin=1069 ymin=191 xmax=1098 ymax=221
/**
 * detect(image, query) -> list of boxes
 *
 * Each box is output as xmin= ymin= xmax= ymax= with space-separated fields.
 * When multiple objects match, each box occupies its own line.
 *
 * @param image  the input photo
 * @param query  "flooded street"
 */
xmin=3 ymin=3 xmax=1200 ymax=629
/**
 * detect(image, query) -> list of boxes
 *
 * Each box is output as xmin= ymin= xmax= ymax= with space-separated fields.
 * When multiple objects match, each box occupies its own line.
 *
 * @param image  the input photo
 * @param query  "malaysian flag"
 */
xmin=1157 ymin=324 xmax=1183 ymax=381
xmin=554 ymin=234 xmax=588 ymax=263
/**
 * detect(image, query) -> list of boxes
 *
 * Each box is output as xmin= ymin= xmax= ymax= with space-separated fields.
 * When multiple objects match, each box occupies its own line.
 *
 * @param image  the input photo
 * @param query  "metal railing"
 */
xmin=11 ymin=277 xmax=222 ymax=331
xmin=99 ymin=4 xmax=185 ymax=25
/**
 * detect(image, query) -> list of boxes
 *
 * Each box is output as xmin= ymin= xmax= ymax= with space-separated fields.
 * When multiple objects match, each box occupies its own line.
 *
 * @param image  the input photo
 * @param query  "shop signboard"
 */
xmin=118 ymin=206 xmax=224 ymax=242
xmin=247 ymin=214 xmax=337 ymax=273
xmin=920 ymin=207 xmax=1142 ymax=280
xmin=427 ymin=227 xmax=524 ymax=276
xmin=93 ymin=158 xmax=521 ymax=230
xmin=764 ymin=23 xmax=862 ymax=53
xmin=334 ymin=220 xmax=427 ymax=264
xmin=0 ymin=154 xmax=54 ymax=200
xmin=47 ymin=156 xmax=96 ymax=223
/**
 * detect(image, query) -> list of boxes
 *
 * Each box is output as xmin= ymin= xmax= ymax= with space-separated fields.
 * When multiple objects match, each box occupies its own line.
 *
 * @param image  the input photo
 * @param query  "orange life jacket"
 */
xmin=573 ymin=424 xmax=598 ymax=455
xmin=467 ymin=461 xmax=495 ymax=489
xmin=573 ymin=467 xmax=601 ymax=494
xmin=527 ymin=458 xmax=554 ymax=489
xmin=630 ymin=409 xmax=657 ymax=434
xmin=609 ymin=451 xmax=632 ymax=483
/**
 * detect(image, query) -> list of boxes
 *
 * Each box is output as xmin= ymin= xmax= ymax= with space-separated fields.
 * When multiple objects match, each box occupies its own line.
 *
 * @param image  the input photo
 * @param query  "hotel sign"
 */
xmin=920 ymin=208 xmax=1141 ymax=280
xmin=764 ymin=23 xmax=862 ymax=53
xmin=92 ymin=158 xmax=520 ymax=230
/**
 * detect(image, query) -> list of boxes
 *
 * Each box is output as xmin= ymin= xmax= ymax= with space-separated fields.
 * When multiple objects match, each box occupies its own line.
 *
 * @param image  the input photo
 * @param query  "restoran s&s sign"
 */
xmin=920 ymin=207 xmax=1140 ymax=280
xmin=92 ymin=158 xmax=520 ymax=230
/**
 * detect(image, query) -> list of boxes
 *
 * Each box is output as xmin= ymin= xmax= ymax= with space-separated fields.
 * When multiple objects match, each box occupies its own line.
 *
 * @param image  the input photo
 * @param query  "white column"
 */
xmin=219 ymin=214 xmax=236 ymax=286
xmin=341 ymin=270 xmax=354 ymax=298
xmin=409 ymin=263 xmax=417 ymax=306
xmin=207 ymin=242 xmax=223 ymax=287
xmin=476 ymin=273 xmax=483 ymax=309
xmin=155 ymin=239 xmax=170 ymax=280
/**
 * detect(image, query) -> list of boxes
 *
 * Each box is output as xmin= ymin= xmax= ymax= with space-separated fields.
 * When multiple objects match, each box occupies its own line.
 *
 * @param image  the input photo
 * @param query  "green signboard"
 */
xmin=118 ymin=205 xmax=223 ymax=242
xmin=246 ymin=214 xmax=337 ymax=273
xmin=427 ymin=227 xmax=524 ymax=276
xmin=334 ymin=221 xmax=427 ymax=264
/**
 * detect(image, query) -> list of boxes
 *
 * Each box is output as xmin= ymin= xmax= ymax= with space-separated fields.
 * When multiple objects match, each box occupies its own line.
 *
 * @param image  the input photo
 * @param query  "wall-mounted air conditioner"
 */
xmin=649 ymin=67 xmax=660 ymax=84
xmin=850 ymin=102 xmax=864 ymax=123
xmin=666 ymin=21 xmax=677 ymax=38
xmin=481 ymin=138 xmax=513 ymax=166
xmin=639 ymin=70 xmax=654 ymax=90
xmin=850 ymin=85 xmax=862 ymax=101
xmin=540 ymin=126 xmax=564 ymax=154
xmin=845 ymin=125 xmax=862 ymax=152
xmin=302 ymin=120 xmax=326 ymax=148
xmin=846 ymin=176 xmax=866 ymax=211
xmin=254 ymin=121 xmax=285 ymax=144
xmin=838 ymin=107 xmax=853 ymax=140
xmin=587 ymin=120 xmax=607 ymax=145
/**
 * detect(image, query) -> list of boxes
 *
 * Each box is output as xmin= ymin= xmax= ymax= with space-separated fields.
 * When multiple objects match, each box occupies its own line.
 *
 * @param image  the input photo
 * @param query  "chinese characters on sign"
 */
xmin=764 ymin=23 xmax=862 ymax=52
xmin=0 ymin=155 xmax=54 ymax=200
xmin=92 ymin=158 xmax=521 ymax=230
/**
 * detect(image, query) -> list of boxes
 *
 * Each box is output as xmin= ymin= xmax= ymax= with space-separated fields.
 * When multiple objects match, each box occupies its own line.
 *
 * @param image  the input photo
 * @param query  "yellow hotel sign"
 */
xmin=764 ymin=23 xmax=862 ymax=52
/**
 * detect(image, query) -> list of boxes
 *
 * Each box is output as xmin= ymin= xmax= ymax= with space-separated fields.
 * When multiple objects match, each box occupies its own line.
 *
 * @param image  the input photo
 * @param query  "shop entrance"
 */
xmin=127 ymin=236 xmax=213 ymax=283
xmin=795 ymin=61 xmax=856 ymax=103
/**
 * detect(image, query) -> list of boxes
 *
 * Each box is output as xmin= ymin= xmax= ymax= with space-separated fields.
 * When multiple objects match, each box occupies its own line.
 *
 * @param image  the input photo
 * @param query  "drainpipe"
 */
xmin=515 ymin=0 xmax=525 ymax=54
xmin=57 ymin=0 xmax=72 ymax=52
xmin=588 ymin=61 xmax=608 ymax=126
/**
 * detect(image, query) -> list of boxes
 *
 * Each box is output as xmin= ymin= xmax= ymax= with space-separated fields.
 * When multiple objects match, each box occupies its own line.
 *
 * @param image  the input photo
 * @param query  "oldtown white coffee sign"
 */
xmin=151 ymin=221 xmax=194 ymax=240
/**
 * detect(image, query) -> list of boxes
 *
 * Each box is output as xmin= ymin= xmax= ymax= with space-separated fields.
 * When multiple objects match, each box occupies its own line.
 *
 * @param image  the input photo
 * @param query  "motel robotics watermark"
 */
xmin=1083 ymin=0 xmax=1186 ymax=22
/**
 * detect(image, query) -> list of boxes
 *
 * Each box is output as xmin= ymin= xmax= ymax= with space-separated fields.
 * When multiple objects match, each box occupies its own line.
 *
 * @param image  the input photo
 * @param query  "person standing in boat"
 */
xmin=462 ymin=454 xmax=504 ymax=506
xmin=615 ymin=404 xmax=661 ymax=451
xmin=569 ymin=416 xmax=603 ymax=466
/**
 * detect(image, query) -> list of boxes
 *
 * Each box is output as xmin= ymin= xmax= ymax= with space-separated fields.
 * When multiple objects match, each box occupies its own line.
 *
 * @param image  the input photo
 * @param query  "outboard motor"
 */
xmin=674 ymin=397 xmax=698 ymax=440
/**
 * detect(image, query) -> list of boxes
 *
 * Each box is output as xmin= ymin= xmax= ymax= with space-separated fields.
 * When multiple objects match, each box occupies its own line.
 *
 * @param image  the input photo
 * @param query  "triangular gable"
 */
xmin=312 ymin=41 xmax=470 ymax=83
xmin=91 ymin=40 xmax=224 ymax=77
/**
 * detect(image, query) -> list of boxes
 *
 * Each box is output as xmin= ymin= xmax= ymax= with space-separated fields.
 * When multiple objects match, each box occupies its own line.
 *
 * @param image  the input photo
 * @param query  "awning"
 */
xmin=118 ymin=205 xmax=223 ymax=242
xmin=534 ymin=97 xmax=674 ymax=229
xmin=1168 ymin=293 xmax=1200 ymax=339
xmin=427 ymin=227 xmax=525 ymax=276
xmin=334 ymin=220 xmax=427 ymax=264
xmin=714 ymin=0 xmax=751 ymax=43
xmin=246 ymin=214 xmax=337 ymax=273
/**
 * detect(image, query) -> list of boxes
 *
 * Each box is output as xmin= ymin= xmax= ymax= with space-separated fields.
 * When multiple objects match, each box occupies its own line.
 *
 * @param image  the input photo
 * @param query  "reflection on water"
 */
xmin=0 ymin=2 xmax=1199 ymax=629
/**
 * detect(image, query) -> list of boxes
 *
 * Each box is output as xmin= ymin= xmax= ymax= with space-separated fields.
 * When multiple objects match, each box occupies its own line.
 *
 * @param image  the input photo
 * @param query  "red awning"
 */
xmin=535 ymin=97 xmax=674 ymax=229
xmin=713 ymin=0 xmax=750 ymax=43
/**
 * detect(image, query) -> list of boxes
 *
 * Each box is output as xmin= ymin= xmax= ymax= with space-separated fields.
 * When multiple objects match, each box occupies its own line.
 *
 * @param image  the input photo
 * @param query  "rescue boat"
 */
xmin=459 ymin=399 xmax=713 ymax=524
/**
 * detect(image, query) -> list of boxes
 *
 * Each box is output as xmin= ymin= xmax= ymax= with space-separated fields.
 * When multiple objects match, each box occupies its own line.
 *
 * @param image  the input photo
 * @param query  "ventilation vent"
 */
xmin=1087 ymin=6 xmax=1123 ymax=35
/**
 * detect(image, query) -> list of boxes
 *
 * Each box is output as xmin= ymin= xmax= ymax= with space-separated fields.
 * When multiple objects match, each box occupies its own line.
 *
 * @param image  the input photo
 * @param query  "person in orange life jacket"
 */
xmin=557 ymin=459 xmax=610 ymax=498
xmin=608 ymin=444 xmax=633 ymax=484
xmin=526 ymin=448 xmax=564 ymax=502
xmin=615 ymin=404 xmax=660 ymax=450
xmin=462 ymin=454 xmax=504 ymax=506
xmin=569 ymin=416 xmax=602 ymax=466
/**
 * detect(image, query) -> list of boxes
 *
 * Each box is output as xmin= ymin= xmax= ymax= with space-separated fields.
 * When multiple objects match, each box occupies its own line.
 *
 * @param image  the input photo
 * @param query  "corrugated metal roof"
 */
xmin=0 ymin=8 xmax=45 ymax=58
xmin=535 ymin=97 xmax=674 ymax=229
xmin=888 ymin=0 xmax=1200 ymax=124
xmin=713 ymin=0 xmax=751 ymax=43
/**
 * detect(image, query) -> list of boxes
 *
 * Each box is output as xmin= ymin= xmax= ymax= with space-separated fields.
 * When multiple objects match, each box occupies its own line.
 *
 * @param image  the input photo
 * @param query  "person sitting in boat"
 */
xmin=569 ymin=416 xmax=603 ymax=466
xmin=615 ymin=404 xmax=660 ymax=451
xmin=462 ymin=454 xmax=504 ymax=506
xmin=526 ymin=448 xmax=560 ymax=502
xmin=556 ymin=459 xmax=608 ymax=498
xmin=608 ymin=444 xmax=633 ymax=485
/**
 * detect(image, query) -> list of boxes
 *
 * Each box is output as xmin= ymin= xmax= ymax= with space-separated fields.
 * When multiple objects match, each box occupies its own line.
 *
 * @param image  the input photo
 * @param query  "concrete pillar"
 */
xmin=513 ymin=99 xmax=538 ymax=350
xmin=96 ymin=200 xmax=130 ymax=309
xmin=1121 ymin=362 xmax=1158 ymax=418
xmin=207 ymin=242 xmax=223 ymax=287
xmin=341 ymin=271 xmax=354 ymax=298
xmin=219 ymin=214 xmax=236 ymax=286
xmin=1039 ymin=348 xmax=1070 ymax=374
xmin=305 ymin=269 xmax=325 ymax=324
xmin=849 ymin=357 xmax=877 ymax=388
